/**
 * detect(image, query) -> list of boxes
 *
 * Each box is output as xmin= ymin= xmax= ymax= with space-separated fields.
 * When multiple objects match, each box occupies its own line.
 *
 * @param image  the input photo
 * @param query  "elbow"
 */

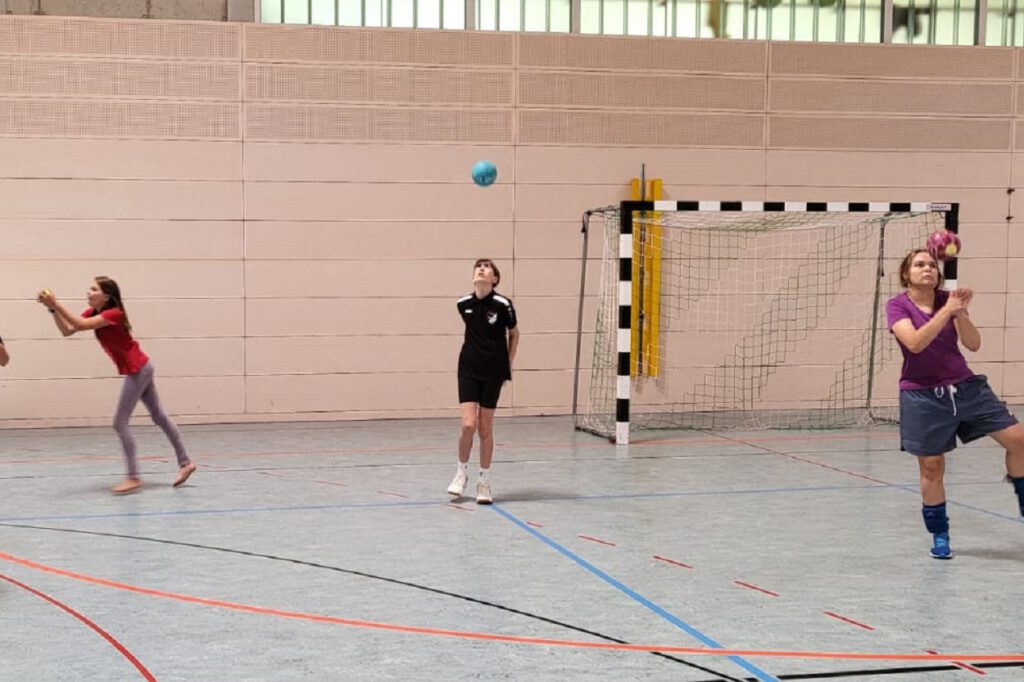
xmin=62 ymin=327 xmax=76 ymax=337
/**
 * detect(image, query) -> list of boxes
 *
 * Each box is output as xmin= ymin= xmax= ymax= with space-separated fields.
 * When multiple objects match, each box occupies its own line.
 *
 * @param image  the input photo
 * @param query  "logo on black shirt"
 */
xmin=487 ymin=311 xmax=498 ymax=325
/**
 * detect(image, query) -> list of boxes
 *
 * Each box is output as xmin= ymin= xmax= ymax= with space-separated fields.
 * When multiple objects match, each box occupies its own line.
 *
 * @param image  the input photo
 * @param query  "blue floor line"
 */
xmin=491 ymin=504 xmax=779 ymax=682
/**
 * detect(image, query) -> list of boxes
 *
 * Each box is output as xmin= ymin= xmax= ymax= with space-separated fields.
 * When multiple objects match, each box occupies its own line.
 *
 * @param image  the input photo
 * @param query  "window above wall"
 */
xmin=259 ymin=0 xmax=467 ymax=29
xmin=258 ymin=0 xmax=1014 ymax=45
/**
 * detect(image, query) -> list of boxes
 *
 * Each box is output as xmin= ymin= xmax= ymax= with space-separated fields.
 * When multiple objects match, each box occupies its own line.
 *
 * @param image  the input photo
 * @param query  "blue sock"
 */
xmin=1010 ymin=476 xmax=1024 ymax=517
xmin=922 ymin=503 xmax=949 ymax=535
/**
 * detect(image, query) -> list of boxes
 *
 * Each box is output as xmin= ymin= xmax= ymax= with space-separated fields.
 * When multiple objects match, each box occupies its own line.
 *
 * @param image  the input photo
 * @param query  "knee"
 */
xmin=461 ymin=420 xmax=477 ymax=438
xmin=1007 ymin=431 xmax=1024 ymax=454
xmin=919 ymin=460 xmax=944 ymax=482
xmin=112 ymin=417 xmax=129 ymax=434
xmin=477 ymin=421 xmax=493 ymax=440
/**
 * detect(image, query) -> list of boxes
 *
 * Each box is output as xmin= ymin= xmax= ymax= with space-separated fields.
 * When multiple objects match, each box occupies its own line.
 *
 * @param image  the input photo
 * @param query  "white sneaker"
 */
xmin=476 ymin=480 xmax=493 ymax=505
xmin=447 ymin=470 xmax=468 ymax=497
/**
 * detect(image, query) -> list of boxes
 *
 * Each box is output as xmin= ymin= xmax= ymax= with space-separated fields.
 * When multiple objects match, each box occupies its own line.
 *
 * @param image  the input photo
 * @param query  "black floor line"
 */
xmin=0 ymin=521 xmax=744 ymax=681
xmin=696 ymin=660 xmax=1024 ymax=681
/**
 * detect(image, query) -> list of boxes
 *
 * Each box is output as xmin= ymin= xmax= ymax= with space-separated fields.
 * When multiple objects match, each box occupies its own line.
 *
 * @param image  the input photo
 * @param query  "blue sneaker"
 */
xmin=930 ymin=532 xmax=953 ymax=560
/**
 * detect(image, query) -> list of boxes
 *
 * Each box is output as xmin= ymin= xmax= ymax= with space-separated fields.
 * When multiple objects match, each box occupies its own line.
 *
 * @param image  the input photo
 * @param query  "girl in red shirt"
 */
xmin=39 ymin=277 xmax=196 ymax=494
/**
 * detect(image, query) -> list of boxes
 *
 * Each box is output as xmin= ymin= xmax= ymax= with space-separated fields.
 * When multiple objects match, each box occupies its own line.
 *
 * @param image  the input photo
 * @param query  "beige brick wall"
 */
xmin=0 ymin=16 xmax=1020 ymax=426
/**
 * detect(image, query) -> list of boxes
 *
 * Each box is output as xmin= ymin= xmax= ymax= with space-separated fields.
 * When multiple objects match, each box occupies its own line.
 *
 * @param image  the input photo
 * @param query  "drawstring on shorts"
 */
xmin=934 ymin=384 xmax=958 ymax=416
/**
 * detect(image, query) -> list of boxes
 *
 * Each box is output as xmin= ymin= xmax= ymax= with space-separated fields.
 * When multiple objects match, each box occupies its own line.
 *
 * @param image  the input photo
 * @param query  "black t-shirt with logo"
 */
xmin=457 ymin=290 xmax=517 ymax=381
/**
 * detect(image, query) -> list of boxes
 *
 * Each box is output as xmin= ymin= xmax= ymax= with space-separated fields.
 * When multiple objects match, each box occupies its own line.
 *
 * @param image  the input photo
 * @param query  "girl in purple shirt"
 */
xmin=886 ymin=248 xmax=1024 ymax=559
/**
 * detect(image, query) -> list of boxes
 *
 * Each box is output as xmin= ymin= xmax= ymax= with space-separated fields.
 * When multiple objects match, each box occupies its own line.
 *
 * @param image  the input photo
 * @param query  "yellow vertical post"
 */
xmin=646 ymin=179 xmax=663 ymax=378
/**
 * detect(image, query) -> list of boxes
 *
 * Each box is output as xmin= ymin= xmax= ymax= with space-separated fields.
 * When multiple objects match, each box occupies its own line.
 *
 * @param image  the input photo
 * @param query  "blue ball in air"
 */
xmin=471 ymin=160 xmax=497 ymax=187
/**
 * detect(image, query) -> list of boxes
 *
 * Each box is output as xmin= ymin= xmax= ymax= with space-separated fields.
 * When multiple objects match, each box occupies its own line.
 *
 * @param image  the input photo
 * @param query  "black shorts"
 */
xmin=458 ymin=374 xmax=504 ymax=409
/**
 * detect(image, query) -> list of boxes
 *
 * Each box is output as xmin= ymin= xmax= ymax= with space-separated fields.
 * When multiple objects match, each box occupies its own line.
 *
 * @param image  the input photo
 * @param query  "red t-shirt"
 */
xmin=83 ymin=308 xmax=149 ymax=375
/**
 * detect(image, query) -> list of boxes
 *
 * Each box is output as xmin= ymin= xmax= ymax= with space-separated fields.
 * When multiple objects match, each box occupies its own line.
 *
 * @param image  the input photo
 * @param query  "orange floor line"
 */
xmin=2 ymin=551 xmax=1022 ymax=664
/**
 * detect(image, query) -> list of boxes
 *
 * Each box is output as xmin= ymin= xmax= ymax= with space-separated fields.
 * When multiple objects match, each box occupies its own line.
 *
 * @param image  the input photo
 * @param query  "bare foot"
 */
xmin=112 ymin=478 xmax=141 ymax=494
xmin=173 ymin=462 xmax=197 ymax=488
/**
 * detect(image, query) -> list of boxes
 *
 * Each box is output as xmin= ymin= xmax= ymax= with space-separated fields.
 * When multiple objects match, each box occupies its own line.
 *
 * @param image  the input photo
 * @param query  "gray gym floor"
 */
xmin=2 ymin=416 xmax=1023 ymax=681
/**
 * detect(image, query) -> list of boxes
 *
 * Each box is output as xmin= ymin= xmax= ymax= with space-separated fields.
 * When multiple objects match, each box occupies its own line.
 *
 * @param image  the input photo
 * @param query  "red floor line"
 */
xmin=0 ymin=572 xmax=156 ymax=681
xmin=717 ymin=433 xmax=891 ymax=486
xmin=256 ymin=473 xmax=348 ymax=487
xmin=199 ymin=462 xmax=229 ymax=471
xmin=823 ymin=611 xmax=876 ymax=631
xmin=652 ymin=555 xmax=694 ymax=569
xmin=631 ymin=431 xmax=896 ymax=449
xmin=195 ymin=446 xmax=451 ymax=460
xmin=526 ymin=521 xmax=544 ymax=528
xmin=4 ymin=549 xmax=1024 ymax=664
xmin=0 ymin=446 xmax=448 ymax=467
xmin=927 ymin=650 xmax=986 ymax=675
xmin=0 ymin=429 xmax=901 ymax=467
xmin=444 ymin=503 xmax=474 ymax=512
xmin=775 ymin=452 xmax=890 ymax=485
xmin=577 ymin=534 xmax=616 ymax=547
xmin=0 ymin=454 xmax=166 ymax=466
xmin=733 ymin=580 xmax=779 ymax=597
xmin=376 ymin=491 xmax=410 ymax=499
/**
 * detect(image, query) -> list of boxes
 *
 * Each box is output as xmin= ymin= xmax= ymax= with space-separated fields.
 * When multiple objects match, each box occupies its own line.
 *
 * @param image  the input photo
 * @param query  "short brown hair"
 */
xmin=474 ymin=258 xmax=500 ymax=287
xmin=899 ymin=249 xmax=944 ymax=290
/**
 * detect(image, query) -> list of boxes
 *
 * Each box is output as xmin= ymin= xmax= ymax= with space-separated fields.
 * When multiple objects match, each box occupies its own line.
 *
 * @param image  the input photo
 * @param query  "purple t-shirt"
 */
xmin=885 ymin=290 xmax=973 ymax=390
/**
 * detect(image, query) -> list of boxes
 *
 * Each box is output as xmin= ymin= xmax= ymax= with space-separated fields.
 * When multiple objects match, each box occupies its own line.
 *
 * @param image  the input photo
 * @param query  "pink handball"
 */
xmin=926 ymin=230 xmax=961 ymax=262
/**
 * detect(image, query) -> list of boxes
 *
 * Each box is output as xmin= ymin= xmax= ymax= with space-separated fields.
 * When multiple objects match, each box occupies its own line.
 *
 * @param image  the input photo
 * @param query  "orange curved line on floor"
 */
xmin=1 ymin=550 xmax=1022 ymax=664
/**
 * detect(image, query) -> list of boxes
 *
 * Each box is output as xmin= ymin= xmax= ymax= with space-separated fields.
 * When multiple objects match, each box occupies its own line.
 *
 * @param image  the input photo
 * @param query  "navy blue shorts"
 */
xmin=900 ymin=375 xmax=1018 ymax=456
xmin=458 ymin=374 xmax=504 ymax=410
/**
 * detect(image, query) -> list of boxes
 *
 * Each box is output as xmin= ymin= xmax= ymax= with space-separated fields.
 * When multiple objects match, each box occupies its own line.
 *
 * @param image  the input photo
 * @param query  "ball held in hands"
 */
xmin=37 ymin=289 xmax=56 ymax=312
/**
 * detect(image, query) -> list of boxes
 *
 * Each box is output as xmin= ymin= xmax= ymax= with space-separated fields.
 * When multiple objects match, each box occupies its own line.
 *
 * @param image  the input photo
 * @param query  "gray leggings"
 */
xmin=114 ymin=362 xmax=189 ymax=478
